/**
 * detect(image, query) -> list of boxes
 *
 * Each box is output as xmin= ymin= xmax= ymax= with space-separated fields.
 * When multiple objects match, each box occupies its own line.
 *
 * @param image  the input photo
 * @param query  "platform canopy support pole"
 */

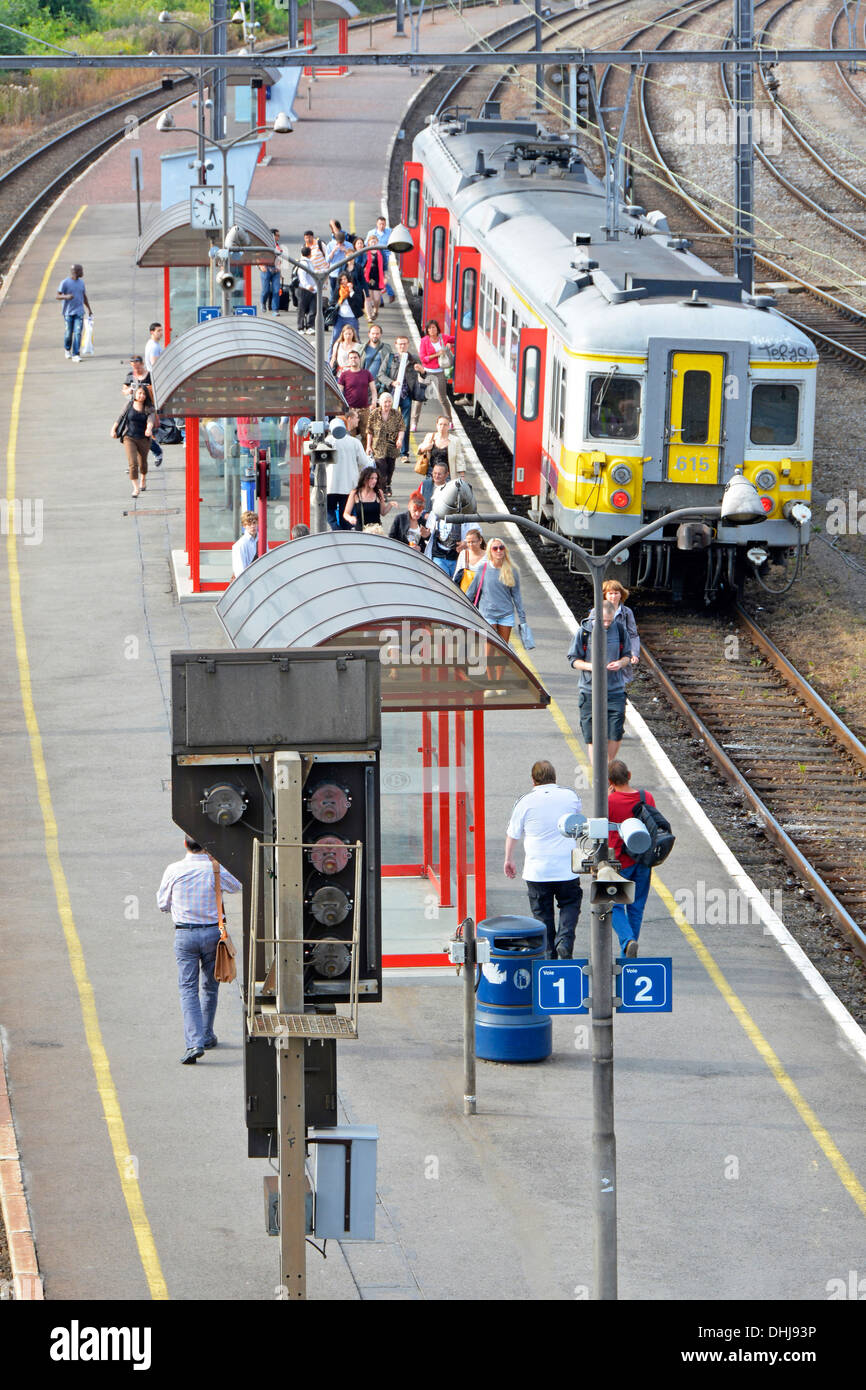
xmin=274 ymin=751 xmax=306 ymax=1299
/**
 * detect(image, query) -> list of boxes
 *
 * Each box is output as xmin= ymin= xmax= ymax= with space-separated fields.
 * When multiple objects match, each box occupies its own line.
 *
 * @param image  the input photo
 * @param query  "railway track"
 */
xmin=0 ymin=81 xmax=195 ymax=272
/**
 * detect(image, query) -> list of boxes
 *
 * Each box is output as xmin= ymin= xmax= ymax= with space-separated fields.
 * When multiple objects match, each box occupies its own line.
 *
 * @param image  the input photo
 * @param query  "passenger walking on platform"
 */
xmin=56 ymin=262 xmax=91 ymax=362
xmin=302 ymin=229 xmax=330 ymax=289
xmin=465 ymin=538 xmax=526 ymax=644
xmin=123 ymin=356 xmax=164 ymax=468
xmin=419 ymin=417 xmax=455 ymax=475
xmin=325 ymin=414 xmax=368 ymax=529
xmin=157 ymin=837 xmax=242 ymax=1063
xmin=388 ymin=491 xmax=430 ymax=548
xmin=112 ymin=385 xmax=155 ymax=497
xmin=587 ymin=579 xmax=640 ymax=680
xmin=296 ymin=247 xmax=318 ymax=333
xmin=504 ymin=760 xmax=583 ymax=959
xmin=338 ymin=350 xmax=377 ymax=440
xmin=362 ymin=235 xmax=386 ymax=322
xmin=418 ymin=319 xmax=455 ymax=418
xmin=144 ymin=322 xmax=164 ymax=372
xmin=568 ymin=600 xmax=631 ymax=765
xmin=607 ymin=761 xmax=655 ymax=958
xmin=453 ymin=528 xmax=487 ymax=592
xmin=258 ymin=228 xmax=283 ymax=315
xmin=365 ymin=393 xmax=405 ymax=494
xmin=344 ymin=466 xmax=393 ymax=530
xmin=326 ymin=228 xmax=348 ymax=297
xmin=330 ymin=324 xmax=362 ymax=372
xmin=382 ymin=334 xmax=425 ymax=435
xmin=420 ymin=458 xmax=449 ymax=511
xmin=363 ymin=323 xmax=390 ymax=382
xmin=329 ymin=273 xmax=364 ymax=347
xmin=366 ymin=215 xmax=396 ymax=303
xmin=231 ymin=511 xmax=259 ymax=577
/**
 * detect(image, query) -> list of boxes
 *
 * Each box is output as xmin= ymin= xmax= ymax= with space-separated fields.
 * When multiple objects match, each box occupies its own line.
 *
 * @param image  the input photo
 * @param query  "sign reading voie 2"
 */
xmin=617 ymin=959 xmax=673 ymax=1013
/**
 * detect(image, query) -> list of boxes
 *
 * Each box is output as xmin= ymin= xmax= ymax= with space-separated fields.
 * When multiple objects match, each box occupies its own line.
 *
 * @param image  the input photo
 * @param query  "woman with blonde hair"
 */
xmin=465 ymin=537 xmax=527 ymax=644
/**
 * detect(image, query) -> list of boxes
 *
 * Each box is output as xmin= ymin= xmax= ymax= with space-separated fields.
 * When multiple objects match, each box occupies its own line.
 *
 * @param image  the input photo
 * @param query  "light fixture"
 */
xmin=225 ymin=224 xmax=250 ymax=249
xmin=719 ymin=470 xmax=766 ymax=526
xmin=294 ymin=417 xmax=312 ymax=438
xmin=158 ymin=9 xmax=172 ymax=21
xmin=433 ymin=478 xmax=475 ymax=519
xmin=272 ymin=111 xmax=293 ymax=134
xmin=156 ymin=110 xmax=175 ymax=131
xmin=386 ymin=222 xmax=414 ymax=254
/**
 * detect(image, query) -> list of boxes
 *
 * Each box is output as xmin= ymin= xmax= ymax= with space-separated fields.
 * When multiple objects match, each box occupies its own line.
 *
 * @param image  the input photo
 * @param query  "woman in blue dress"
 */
xmin=465 ymin=537 xmax=526 ymax=645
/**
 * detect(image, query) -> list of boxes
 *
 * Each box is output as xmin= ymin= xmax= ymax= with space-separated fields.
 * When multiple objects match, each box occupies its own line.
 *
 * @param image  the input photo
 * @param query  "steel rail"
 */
xmin=636 ymin=14 xmax=866 ymax=365
xmin=639 ymin=632 xmax=866 ymax=961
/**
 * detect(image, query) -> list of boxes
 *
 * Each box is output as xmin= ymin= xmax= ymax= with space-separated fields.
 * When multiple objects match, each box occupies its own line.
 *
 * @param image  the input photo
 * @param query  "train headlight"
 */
xmin=611 ymin=464 xmax=632 ymax=485
xmin=759 ymin=495 xmax=774 ymax=514
xmin=611 ymin=490 xmax=631 ymax=510
xmin=755 ymin=469 xmax=776 ymax=489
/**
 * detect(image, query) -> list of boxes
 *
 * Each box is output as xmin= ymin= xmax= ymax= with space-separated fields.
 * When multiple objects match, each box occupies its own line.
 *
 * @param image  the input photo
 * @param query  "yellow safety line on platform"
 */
xmin=5 ymin=206 xmax=169 ymax=1300
xmin=511 ymin=639 xmax=866 ymax=1220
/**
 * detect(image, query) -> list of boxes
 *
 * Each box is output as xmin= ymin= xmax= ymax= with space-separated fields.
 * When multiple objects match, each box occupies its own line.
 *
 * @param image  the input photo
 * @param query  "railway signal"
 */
xmin=575 ymin=64 xmax=591 ymax=128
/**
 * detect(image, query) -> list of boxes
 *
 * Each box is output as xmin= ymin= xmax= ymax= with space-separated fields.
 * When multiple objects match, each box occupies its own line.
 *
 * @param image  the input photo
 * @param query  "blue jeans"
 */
xmin=610 ymin=862 xmax=652 ymax=951
xmin=261 ymin=267 xmax=281 ymax=311
xmin=64 ymin=313 xmax=84 ymax=356
xmin=174 ymin=925 xmax=221 ymax=1049
xmin=526 ymin=878 xmax=583 ymax=958
xmin=432 ymin=553 xmax=457 ymax=578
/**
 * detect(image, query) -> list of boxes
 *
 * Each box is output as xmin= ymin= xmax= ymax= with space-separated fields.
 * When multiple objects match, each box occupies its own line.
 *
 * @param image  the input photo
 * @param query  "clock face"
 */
xmin=190 ymin=185 xmax=234 ymax=230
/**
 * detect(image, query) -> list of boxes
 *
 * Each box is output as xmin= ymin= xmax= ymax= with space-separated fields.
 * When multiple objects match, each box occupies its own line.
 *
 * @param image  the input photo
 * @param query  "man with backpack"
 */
xmin=567 ymin=600 xmax=631 ymax=764
xmin=607 ymin=760 xmax=673 ymax=957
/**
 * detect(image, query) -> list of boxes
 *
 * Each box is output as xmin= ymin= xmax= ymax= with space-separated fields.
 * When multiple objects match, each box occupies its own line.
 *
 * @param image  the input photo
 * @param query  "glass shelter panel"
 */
xmin=197 ymin=415 xmax=296 ymax=587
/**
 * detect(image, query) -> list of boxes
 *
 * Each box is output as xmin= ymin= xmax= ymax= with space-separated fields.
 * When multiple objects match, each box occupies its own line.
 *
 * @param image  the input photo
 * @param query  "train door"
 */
xmin=512 ymin=327 xmax=547 ymax=495
xmin=400 ymin=161 xmax=423 ymax=279
xmin=422 ymin=206 xmax=449 ymax=329
xmin=665 ymin=351 xmax=725 ymax=484
xmin=451 ymin=248 xmax=480 ymax=395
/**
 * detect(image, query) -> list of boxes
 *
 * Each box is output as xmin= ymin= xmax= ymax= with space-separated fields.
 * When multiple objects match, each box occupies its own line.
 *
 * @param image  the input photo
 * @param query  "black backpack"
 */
xmin=632 ymin=791 xmax=675 ymax=868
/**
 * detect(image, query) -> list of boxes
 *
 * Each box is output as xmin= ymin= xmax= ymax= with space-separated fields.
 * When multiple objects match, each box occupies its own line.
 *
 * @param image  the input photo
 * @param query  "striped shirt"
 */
xmin=157 ymin=851 xmax=242 ymax=924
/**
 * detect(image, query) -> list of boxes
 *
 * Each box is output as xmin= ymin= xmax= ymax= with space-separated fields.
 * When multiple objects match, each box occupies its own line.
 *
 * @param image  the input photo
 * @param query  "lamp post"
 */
xmin=279 ymin=223 xmax=414 ymax=534
xmin=158 ymin=13 xmax=229 ymax=145
xmin=156 ymin=109 xmax=293 ymax=314
xmin=441 ymin=474 xmax=766 ymax=1300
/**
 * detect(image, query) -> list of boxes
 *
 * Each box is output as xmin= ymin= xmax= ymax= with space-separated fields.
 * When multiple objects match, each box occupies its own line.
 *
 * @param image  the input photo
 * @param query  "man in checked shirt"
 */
xmin=157 ymin=837 xmax=242 ymax=1063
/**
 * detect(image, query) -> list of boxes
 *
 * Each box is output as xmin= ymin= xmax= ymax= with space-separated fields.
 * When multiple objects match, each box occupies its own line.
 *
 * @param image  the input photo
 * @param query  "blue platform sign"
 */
xmin=233 ymin=305 xmax=257 ymax=317
xmin=617 ymin=958 xmax=673 ymax=1013
xmin=533 ymin=960 xmax=589 ymax=1015
xmin=197 ymin=306 xmax=221 ymax=323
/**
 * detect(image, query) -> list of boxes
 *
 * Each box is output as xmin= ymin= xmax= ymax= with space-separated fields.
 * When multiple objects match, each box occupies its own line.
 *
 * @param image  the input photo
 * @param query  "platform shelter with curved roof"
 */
xmin=151 ymin=316 xmax=345 ymax=417
xmin=135 ymin=202 xmax=275 ymax=268
xmin=216 ymin=531 xmax=549 ymax=712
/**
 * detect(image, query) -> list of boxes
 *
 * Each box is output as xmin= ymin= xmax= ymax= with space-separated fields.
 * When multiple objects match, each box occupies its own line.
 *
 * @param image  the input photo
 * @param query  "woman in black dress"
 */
xmin=343 ymin=466 xmax=394 ymax=531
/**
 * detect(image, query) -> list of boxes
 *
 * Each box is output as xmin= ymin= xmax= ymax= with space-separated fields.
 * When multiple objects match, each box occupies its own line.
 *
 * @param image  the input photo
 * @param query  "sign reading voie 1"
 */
xmin=617 ymin=958 xmax=673 ymax=1013
xmin=533 ymin=960 xmax=589 ymax=1015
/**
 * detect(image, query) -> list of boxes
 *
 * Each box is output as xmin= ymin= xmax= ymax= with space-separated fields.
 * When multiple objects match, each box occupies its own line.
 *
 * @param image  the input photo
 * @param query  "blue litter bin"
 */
xmin=475 ymin=915 xmax=552 ymax=1062
xmin=241 ymin=470 xmax=256 ymax=513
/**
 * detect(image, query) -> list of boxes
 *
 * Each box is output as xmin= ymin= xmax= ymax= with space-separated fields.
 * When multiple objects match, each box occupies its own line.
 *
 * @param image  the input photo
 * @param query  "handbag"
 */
xmin=115 ymin=403 xmax=132 ymax=443
xmin=414 ymin=452 xmax=430 ymax=476
xmin=437 ymin=345 xmax=454 ymax=372
xmin=518 ymin=621 xmax=536 ymax=651
xmin=152 ymin=417 xmax=184 ymax=445
xmin=212 ymin=863 xmax=237 ymax=985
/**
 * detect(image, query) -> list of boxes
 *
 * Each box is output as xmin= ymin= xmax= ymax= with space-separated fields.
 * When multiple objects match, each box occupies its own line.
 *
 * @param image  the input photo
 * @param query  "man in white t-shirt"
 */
xmin=504 ymin=759 xmax=583 ymax=959
xmin=144 ymin=322 xmax=164 ymax=372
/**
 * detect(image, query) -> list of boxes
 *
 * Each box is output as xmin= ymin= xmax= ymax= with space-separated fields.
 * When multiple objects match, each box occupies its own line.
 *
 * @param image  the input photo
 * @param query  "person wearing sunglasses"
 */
xmin=465 ymin=538 xmax=527 ymax=644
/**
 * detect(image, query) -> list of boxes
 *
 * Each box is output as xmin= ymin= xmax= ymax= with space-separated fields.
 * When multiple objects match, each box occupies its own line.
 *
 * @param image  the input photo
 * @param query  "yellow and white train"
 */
xmin=401 ymin=114 xmax=815 ymax=595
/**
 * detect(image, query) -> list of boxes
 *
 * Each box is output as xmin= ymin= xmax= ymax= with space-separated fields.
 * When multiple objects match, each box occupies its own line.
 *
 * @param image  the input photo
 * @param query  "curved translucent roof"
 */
xmin=216 ymin=531 xmax=549 ymax=711
xmin=299 ymin=0 xmax=359 ymax=17
xmin=136 ymin=202 xmax=275 ymax=268
xmin=151 ymin=316 xmax=345 ymax=416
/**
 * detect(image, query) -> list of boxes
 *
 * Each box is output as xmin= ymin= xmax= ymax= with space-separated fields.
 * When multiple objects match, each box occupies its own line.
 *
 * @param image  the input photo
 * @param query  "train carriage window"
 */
xmin=460 ymin=266 xmax=477 ymax=330
xmin=750 ymin=383 xmax=800 ymax=445
xmin=521 ymin=346 xmax=541 ymax=421
xmin=493 ymin=289 xmax=501 ymax=352
xmin=431 ymin=225 xmax=446 ymax=282
xmin=680 ymin=370 xmax=712 ymax=443
xmin=407 ymin=178 xmax=420 ymax=228
xmin=550 ymin=358 xmax=561 ymax=434
xmin=558 ymin=363 xmax=567 ymax=439
xmin=510 ymin=309 xmax=519 ymax=374
xmin=588 ymin=375 xmax=641 ymax=440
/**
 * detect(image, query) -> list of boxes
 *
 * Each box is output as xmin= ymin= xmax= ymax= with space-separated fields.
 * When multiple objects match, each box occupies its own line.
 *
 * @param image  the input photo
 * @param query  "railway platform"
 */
xmin=0 ymin=0 xmax=865 ymax=1316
